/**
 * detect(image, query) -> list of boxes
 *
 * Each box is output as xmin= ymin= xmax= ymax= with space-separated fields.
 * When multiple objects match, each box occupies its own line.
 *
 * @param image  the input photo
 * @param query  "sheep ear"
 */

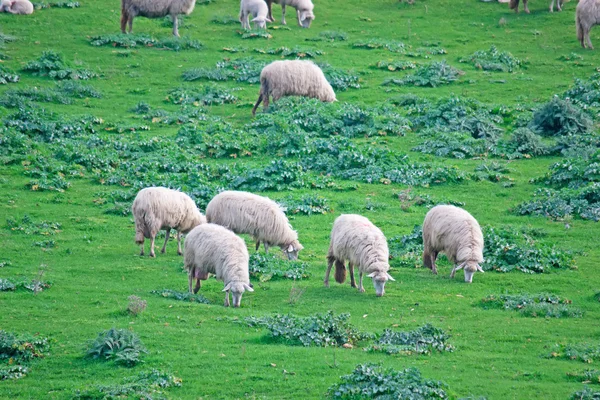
xmin=367 ymin=272 xmax=376 ymax=278
xmin=287 ymin=244 xmax=294 ymax=252
xmin=222 ymin=282 xmax=232 ymax=292
xmin=386 ymin=273 xmax=395 ymax=281
xmin=244 ymin=283 xmax=254 ymax=292
xmin=251 ymin=16 xmax=266 ymax=22
xmin=299 ymin=11 xmax=307 ymax=21
xmin=455 ymin=262 xmax=466 ymax=271
xmin=477 ymin=265 xmax=485 ymax=273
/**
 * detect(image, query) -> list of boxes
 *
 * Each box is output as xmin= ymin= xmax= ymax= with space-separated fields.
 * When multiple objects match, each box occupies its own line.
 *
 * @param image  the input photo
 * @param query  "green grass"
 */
xmin=1 ymin=0 xmax=600 ymax=399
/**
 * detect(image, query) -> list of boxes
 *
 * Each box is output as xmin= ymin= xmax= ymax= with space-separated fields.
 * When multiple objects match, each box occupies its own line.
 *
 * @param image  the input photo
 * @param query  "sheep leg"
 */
xmin=324 ymin=256 xmax=334 ymax=287
xmin=224 ymin=290 xmax=230 ymax=307
xmin=128 ymin=17 xmax=133 ymax=34
xmin=255 ymin=240 xmax=260 ymax=251
xmin=549 ymin=0 xmax=553 ymax=12
xmin=188 ymin=273 xmax=193 ymax=293
xmin=176 ymin=231 xmax=182 ymax=256
xmin=281 ymin=4 xmax=286 ymax=25
xmin=586 ymin=31 xmax=594 ymax=49
xmin=149 ymin=234 xmax=156 ymax=257
xmin=523 ymin=0 xmax=529 ymax=13
xmin=252 ymin=93 xmax=263 ymax=116
xmin=172 ymin=15 xmax=179 ymax=37
xmin=265 ymin=0 xmax=274 ymax=21
xmin=193 ymin=278 xmax=201 ymax=294
xmin=263 ymin=94 xmax=270 ymax=110
xmin=349 ymin=263 xmax=357 ymax=288
xmin=120 ymin=10 xmax=128 ymax=33
xmin=431 ymin=252 xmax=438 ymax=275
xmin=358 ymin=272 xmax=365 ymax=293
xmin=161 ymin=228 xmax=170 ymax=254
xmin=264 ymin=243 xmax=269 ymax=253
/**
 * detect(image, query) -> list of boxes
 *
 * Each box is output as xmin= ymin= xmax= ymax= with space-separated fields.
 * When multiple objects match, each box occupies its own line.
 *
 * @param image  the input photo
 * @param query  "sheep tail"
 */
xmin=334 ymin=260 xmax=346 ymax=284
xmin=509 ymin=0 xmax=519 ymax=10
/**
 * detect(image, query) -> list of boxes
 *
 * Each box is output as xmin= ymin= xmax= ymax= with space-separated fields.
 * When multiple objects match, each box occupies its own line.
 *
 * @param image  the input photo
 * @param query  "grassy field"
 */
xmin=1 ymin=0 xmax=600 ymax=398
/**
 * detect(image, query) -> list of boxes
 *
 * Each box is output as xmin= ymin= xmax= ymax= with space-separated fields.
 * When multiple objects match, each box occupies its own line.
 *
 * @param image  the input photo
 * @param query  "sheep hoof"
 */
xmin=177 ymin=250 xmax=183 ymax=256
xmin=324 ymin=281 xmax=329 ymax=288
xmin=350 ymin=283 xmax=358 ymax=288
xmin=150 ymin=253 xmax=156 ymax=258
xmin=359 ymin=287 xmax=365 ymax=293
xmin=160 ymin=249 xmax=166 ymax=254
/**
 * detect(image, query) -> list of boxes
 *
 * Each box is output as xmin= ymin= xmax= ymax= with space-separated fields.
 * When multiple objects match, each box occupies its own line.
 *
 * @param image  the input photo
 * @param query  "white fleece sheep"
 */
xmin=577 ymin=0 xmax=600 ymax=49
xmin=265 ymin=0 xmax=314 ymax=28
xmin=422 ymin=205 xmax=484 ymax=283
xmin=132 ymin=187 xmax=206 ymax=258
xmin=205 ymin=190 xmax=304 ymax=260
xmin=324 ymin=214 xmax=395 ymax=297
xmin=120 ymin=0 xmax=196 ymax=37
xmin=252 ymin=60 xmax=336 ymax=116
xmin=184 ymin=223 xmax=253 ymax=307
xmin=1 ymin=0 xmax=33 ymax=14
xmin=239 ymin=0 xmax=268 ymax=29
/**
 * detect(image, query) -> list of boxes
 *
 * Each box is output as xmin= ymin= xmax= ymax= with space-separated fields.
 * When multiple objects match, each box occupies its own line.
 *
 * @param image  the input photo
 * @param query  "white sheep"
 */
xmin=509 ymin=0 xmax=530 ymax=13
xmin=120 ymin=0 xmax=196 ymax=37
xmin=251 ymin=60 xmax=336 ymax=116
xmin=324 ymin=214 xmax=395 ymax=297
xmin=184 ymin=223 xmax=253 ymax=307
xmin=265 ymin=0 xmax=314 ymax=28
xmin=1 ymin=0 xmax=34 ymax=14
xmin=422 ymin=205 xmax=484 ymax=283
xmin=239 ymin=0 xmax=268 ymax=30
xmin=577 ymin=0 xmax=600 ymax=49
xmin=132 ymin=187 xmax=206 ymax=258
xmin=205 ymin=190 xmax=303 ymax=260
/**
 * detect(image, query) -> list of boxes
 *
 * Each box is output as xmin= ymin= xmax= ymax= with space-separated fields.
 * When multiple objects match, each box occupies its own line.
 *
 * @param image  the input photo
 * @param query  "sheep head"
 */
xmin=367 ymin=267 xmax=394 ymax=297
xmin=299 ymin=10 xmax=314 ymax=28
xmin=455 ymin=261 xmax=484 ymax=283
xmin=223 ymin=281 xmax=254 ymax=308
xmin=282 ymin=240 xmax=304 ymax=260
xmin=251 ymin=16 xmax=268 ymax=29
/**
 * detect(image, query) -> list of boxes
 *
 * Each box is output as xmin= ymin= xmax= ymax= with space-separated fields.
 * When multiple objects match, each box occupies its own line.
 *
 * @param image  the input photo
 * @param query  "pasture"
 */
xmin=1 ymin=0 xmax=600 ymax=398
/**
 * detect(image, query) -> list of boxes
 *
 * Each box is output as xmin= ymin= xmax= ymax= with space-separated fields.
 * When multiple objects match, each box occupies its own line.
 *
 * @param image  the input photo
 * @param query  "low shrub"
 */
xmin=23 ymin=50 xmax=97 ymax=80
xmin=165 ymin=85 xmax=239 ymax=106
xmin=278 ymin=194 xmax=332 ymax=215
xmin=366 ymin=324 xmax=454 ymax=355
xmin=412 ymin=132 xmax=488 ymax=159
xmin=32 ymin=1 xmax=79 ymax=9
xmin=255 ymin=46 xmax=324 ymax=58
xmin=151 ymin=289 xmax=211 ymax=304
xmin=0 ymin=278 xmax=51 ymax=292
xmin=0 ymin=65 xmax=19 ymax=84
xmin=459 ymin=45 xmax=522 ymax=72
xmin=327 ymin=363 xmax=449 ymax=399
xmin=248 ymin=253 xmax=310 ymax=281
xmin=549 ymin=343 xmax=600 ymax=363
xmin=182 ymin=57 xmax=265 ymax=83
xmin=6 ymin=215 xmax=61 ymax=235
xmin=388 ymin=225 xmax=423 ymax=268
xmin=383 ymin=61 xmax=463 ymax=87
xmin=497 ymin=127 xmax=550 ymax=158
xmin=0 ymin=82 xmax=101 ymax=108
xmin=533 ymin=153 xmax=600 ymax=189
xmin=528 ymin=97 xmax=592 ymax=137
xmin=472 ymin=161 xmax=513 ymax=183
xmin=513 ymin=184 xmax=600 ymax=221
xmin=567 ymin=369 xmax=600 ymax=384
xmin=241 ymin=311 xmax=373 ymax=347
xmin=353 ymin=38 xmax=406 ymax=53
xmin=375 ymin=60 xmax=418 ymax=71
xmin=320 ymin=64 xmax=361 ymax=91
xmin=0 ymin=330 xmax=50 ymax=363
xmin=239 ymin=29 xmax=272 ymax=39
xmin=85 ymin=328 xmax=148 ymax=367
xmin=480 ymin=293 xmax=582 ymax=318
xmin=563 ymin=72 xmax=600 ymax=108
xmin=127 ymin=295 xmax=147 ymax=316
xmin=0 ymin=365 xmax=28 ymax=381
xmin=306 ymin=31 xmax=348 ymax=42
xmin=89 ymin=34 xmax=202 ymax=51
xmin=570 ymin=387 xmax=600 ymax=400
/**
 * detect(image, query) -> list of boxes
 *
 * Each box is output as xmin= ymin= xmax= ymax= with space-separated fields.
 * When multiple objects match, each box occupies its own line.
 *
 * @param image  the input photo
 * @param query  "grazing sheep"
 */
xmin=184 ymin=223 xmax=253 ymax=307
xmin=422 ymin=205 xmax=484 ymax=283
xmin=549 ymin=0 xmax=564 ymax=12
xmin=324 ymin=214 xmax=395 ymax=297
xmin=120 ymin=0 xmax=196 ymax=37
xmin=577 ymin=0 xmax=600 ymax=49
xmin=132 ymin=187 xmax=206 ymax=258
xmin=239 ymin=0 xmax=268 ymax=29
xmin=509 ymin=0 xmax=530 ymax=13
xmin=264 ymin=0 xmax=315 ymax=28
xmin=252 ymin=60 xmax=336 ymax=116
xmin=1 ymin=0 xmax=34 ymax=14
xmin=205 ymin=191 xmax=304 ymax=260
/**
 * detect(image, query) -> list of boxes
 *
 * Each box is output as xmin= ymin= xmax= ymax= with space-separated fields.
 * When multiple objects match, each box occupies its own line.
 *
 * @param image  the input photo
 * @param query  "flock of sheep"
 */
xmin=132 ymin=187 xmax=484 ymax=307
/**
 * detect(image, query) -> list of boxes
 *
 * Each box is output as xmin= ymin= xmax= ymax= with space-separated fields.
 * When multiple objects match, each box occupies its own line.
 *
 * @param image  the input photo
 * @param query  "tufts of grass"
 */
xmin=567 ymin=369 xmax=600 ymax=384
xmin=480 ymin=293 xmax=582 ymax=318
xmin=72 ymin=369 xmax=182 ymax=399
xmin=151 ymin=289 xmax=211 ymax=304
xmin=459 ymin=45 xmax=522 ymax=72
xmin=0 ymin=65 xmax=19 ymax=84
xmin=353 ymin=38 xmax=406 ymax=53
xmin=239 ymin=29 xmax=272 ymax=39
xmin=211 ymin=15 xmax=239 ymax=24
xmin=382 ymin=60 xmax=463 ymax=87
xmin=549 ymin=343 xmax=600 ymax=363
xmin=528 ymin=97 xmax=592 ymax=137
xmin=306 ymin=31 xmax=348 ymax=42
xmin=375 ymin=60 xmax=418 ymax=71
xmin=248 ymin=253 xmax=310 ymax=281
xmin=23 ymin=50 xmax=97 ymax=80
xmin=366 ymin=324 xmax=455 ymax=355
xmin=85 ymin=328 xmax=148 ymax=367
xmin=254 ymin=46 xmax=324 ymax=58
xmin=89 ymin=34 xmax=202 ymax=51
xmin=278 ymin=194 xmax=332 ymax=215
xmin=165 ymin=85 xmax=239 ymax=106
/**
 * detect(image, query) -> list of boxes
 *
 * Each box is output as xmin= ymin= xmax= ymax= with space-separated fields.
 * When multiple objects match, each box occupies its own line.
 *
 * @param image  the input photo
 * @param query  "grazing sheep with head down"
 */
xmin=252 ymin=60 xmax=336 ymax=116
xmin=422 ymin=205 xmax=484 ymax=283
xmin=239 ymin=0 xmax=269 ymax=29
xmin=205 ymin=191 xmax=303 ymax=260
xmin=120 ymin=0 xmax=196 ymax=37
xmin=184 ymin=223 xmax=253 ymax=307
xmin=264 ymin=0 xmax=315 ymax=28
xmin=132 ymin=187 xmax=206 ymax=258
xmin=1 ymin=0 xmax=33 ymax=14
xmin=577 ymin=0 xmax=600 ymax=49
xmin=509 ymin=0 xmax=530 ymax=13
xmin=324 ymin=214 xmax=395 ymax=297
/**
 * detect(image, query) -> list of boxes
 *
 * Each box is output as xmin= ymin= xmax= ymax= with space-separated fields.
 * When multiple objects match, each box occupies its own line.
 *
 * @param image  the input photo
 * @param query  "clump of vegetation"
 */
xmin=85 ymin=328 xmax=148 ymax=367
xmin=239 ymin=29 xmax=272 ymax=39
xmin=388 ymin=225 xmax=423 ymax=267
xmin=549 ymin=343 xmax=600 ymax=363
xmin=241 ymin=311 xmax=373 ymax=347
xmin=89 ymin=34 xmax=202 ymax=51
xmin=459 ymin=45 xmax=522 ymax=72
xmin=0 ymin=365 xmax=28 ymax=381
xmin=320 ymin=64 xmax=361 ymax=91
xmin=472 ymin=161 xmax=513 ymax=183
xmin=32 ymin=1 xmax=80 ymax=9
xmin=513 ymin=184 xmax=600 ymax=221
xmin=394 ymin=189 xmax=465 ymax=212
xmin=0 ymin=82 xmax=101 ymax=108
xmin=375 ymin=60 xmax=418 ymax=71
xmin=278 ymin=194 xmax=332 ymax=215
xmin=480 ymin=293 xmax=582 ymax=318
xmin=248 ymin=253 xmax=310 ymax=281
xmin=567 ymin=369 xmax=600 ymax=384
xmin=127 ymin=295 xmax=147 ymax=316
xmin=255 ymin=46 xmax=324 ymax=58
xmin=498 ymin=127 xmax=550 ymax=158
xmin=6 ymin=215 xmax=61 ymax=235
xmin=0 ymin=65 xmax=19 ymax=84
xmin=0 ymin=330 xmax=50 ymax=363
xmin=306 ymin=31 xmax=348 ymax=42
xmin=405 ymin=47 xmax=448 ymax=58
xmin=570 ymin=387 xmax=600 ymax=400
xmin=383 ymin=60 xmax=463 ymax=87
xmin=151 ymin=289 xmax=211 ymax=304
xmin=0 ymin=278 xmax=51 ymax=292
xmin=211 ymin=15 xmax=239 ymax=24
xmin=72 ymin=369 xmax=182 ymax=400
xmin=412 ymin=132 xmax=488 ymax=159
xmin=533 ymin=153 xmax=600 ymax=189
xmin=23 ymin=50 xmax=98 ymax=80
xmin=366 ymin=324 xmax=454 ymax=355
xmin=182 ymin=57 xmax=266 ymax=83
xmin=563 ymin=72 xmax=600 ymax=108
xmin=165 ymin=86 xmax=239 ymax=106
xmin=353 ymin=38 xmax=406 ymax=53
xmin=327 ymin=363 xmax=449 ymax=400
xmin=528 ymin=97 xmax=592 ymax=136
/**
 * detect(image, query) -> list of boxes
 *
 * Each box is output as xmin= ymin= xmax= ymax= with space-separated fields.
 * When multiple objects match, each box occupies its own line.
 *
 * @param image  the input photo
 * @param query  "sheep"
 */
xmin=577 ymin=0 xmax=600 ymax=49
xmin=264 ymin=0 xmax=315 ymax=28
xmin=205 ymin=190 xmax=304 ymax=260
xmin=1 ymin=0 xmax=34 ymax=14
xmin=324 ymin=214 xmax=395 ymax=297
xmin=509 ymin=0 xmax=530 ymax=13
xmin=239 ymin=0 xmax=268 ymax=29
xmin=422 ymin=205 xmax=484 ymax=283
xmin=120 ymin=0 xmax=196 ymax=37
xmin=132 ymin=187 xmax=206 ymax=258
xmin=549 ymin=0 xmax=564 ymax=12
xmin=251 ymin=60 xmax=336 ymax=116
xmin=184 ymin=223 xmax=253 ymax=307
